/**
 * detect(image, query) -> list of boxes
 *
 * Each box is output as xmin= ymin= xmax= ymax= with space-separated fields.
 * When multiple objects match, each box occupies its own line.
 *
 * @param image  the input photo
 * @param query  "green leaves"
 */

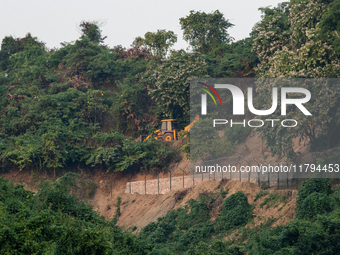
xmin=190 ymin=118 xmax=235 ymax=161
xmin=216 ymin=191 xmax=252 ymax=231
xmin=84 ymin=133 xmax=176 ymax=173
xmin=80 ymin=21 xmax=107 ymax=44
xmin=253 ymin=1 xmax=340 ymax=159
xmin=133 ymin=29 xmax=177 ymax=59
xmin=180 ymin=10 xmax=233 ymax=54
xmin=143 ymin=50 xmax=208 ymax=124
xmin=246 ymin=179 xmax=340 ymax=255
xmin=0 ymin=177 xmax=150 ymax=254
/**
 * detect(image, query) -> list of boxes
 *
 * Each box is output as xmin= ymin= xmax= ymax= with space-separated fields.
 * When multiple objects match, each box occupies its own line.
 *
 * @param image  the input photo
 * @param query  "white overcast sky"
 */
xmin=1 ymin=0 xmax=284 ymax=50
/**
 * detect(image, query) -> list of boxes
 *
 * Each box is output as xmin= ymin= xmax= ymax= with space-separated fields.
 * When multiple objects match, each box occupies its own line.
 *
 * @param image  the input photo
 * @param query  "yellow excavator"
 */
xmin=141 ymin=115 xmax=199 ymax=142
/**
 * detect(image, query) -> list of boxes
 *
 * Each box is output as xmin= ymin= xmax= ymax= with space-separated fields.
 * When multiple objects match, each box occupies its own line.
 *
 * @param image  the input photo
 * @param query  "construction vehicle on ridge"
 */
xmin=140 ymin=115 xmax=199 ymax=142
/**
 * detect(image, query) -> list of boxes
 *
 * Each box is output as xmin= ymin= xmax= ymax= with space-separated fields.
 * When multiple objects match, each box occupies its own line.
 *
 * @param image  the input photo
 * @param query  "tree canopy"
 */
xmin=180 ymin=10 xmax=234 ymax=54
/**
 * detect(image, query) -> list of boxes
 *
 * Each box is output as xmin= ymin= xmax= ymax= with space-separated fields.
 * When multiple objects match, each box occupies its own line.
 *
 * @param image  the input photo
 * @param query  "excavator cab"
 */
xmin=159 ymin=119 xmax=177 ymax=141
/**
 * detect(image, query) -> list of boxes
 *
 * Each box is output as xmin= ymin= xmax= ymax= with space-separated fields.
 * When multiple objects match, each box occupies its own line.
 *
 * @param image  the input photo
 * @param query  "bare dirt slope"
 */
xmin=90 ymin=177 xmax=297 ymax=232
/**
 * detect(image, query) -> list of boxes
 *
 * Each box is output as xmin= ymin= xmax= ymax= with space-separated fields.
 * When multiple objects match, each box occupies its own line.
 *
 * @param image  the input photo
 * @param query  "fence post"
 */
xmin=129 ymin=174 xmax=131 ymax=194
xmin=145 ymin=172 xmax=146 ymax=194
xmin=193 ymin=169 xmax=195 ymax=186
xmin=268 ymin=171 xmax=270 ymax=188
xmin=183 ymin=170 xmax=184 ymax=188
xmin=158 ymin=172 xmax=160 ymax=194
xmin=170 ymin=171 xmax=172 ymax=191
xmin=296 ymin=178 xmax=298 ymax=190
xmin=257 ymin=160 xmax=260 ymax=186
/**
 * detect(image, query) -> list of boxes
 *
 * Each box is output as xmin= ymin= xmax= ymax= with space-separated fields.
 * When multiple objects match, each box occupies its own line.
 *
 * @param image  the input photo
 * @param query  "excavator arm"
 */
xmin=184 ymin=115 xmax=200 ymax=132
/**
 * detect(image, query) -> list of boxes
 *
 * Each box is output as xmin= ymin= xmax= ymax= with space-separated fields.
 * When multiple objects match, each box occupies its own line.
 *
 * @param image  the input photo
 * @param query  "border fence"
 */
xmin=1 ymin=147 xmax=339 ymax=196
xmin=125 ymin=147 xmax=340 ymax=194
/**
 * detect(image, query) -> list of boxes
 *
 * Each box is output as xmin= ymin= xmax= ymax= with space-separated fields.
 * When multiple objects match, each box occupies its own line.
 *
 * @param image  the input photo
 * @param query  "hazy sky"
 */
xmin=1 ymin=0 xmax=284 ymax=50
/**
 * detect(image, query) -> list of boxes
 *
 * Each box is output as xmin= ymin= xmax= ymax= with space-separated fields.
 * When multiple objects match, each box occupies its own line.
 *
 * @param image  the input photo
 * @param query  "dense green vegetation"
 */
xmin=0 ymin=25 xmax=179 ymax=174
xmin=253 ymin=0 xmax=340 ymax=159
xmin=1 ymin=0 xmax=340 ymax=253
xmin=1 ymin=0 xmax=339 ymax=170
xmin=0 ymin=11 xmax=257 ymax=173
xmin=137 ymin=178 xmax=340 ymax=254
xmin=247 ymin=178 xmax=340 ymax=254
xmin=4 ymin=174 xmax=340 ymax=254
xmin=0 ymin=175 xmax=150 ymax=254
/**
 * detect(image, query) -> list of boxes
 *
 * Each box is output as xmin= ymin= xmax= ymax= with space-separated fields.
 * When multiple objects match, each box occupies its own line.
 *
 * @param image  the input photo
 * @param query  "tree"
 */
xmin=252 ymin=1 xmax=340 ymax=159
xmin=318 ymin=0 xmax=340 ymax=57
xmin=133 ymin=29 xmax=177 ymax=59
xmin=0 ymin=33 xmax=44 ymax=72
xmin=180 ymin=10 xmax=233 ymax=54
xmin=190 ymin=118 xmax=234 ymax=161
xmin=141 ymin=50 xmax=208 ymax=125
xmin=79 ymin=21 xmax=107 ymax=44
xmin=204 ymin=37 xmax=259 ymax=78
xmin=252 ymin=3 xmax=290 ymax=77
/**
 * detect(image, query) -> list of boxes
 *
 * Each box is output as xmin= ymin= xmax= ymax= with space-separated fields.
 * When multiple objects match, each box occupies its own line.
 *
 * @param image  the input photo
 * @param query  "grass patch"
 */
xmin=277 ymin=203 xmax=286 ymax=211
xmin=254 ymin=190 xmax=269 ymax=201
xmin=260 ymin=193 xmax=287 ymax=209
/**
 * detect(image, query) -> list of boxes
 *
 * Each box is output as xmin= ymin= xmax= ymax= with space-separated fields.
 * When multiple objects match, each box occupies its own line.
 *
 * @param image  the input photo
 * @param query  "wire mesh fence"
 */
xmin=125 ymin=147 xmax=340 ymax=194
xmin=1 ymin=146 xmax=339 ymax=196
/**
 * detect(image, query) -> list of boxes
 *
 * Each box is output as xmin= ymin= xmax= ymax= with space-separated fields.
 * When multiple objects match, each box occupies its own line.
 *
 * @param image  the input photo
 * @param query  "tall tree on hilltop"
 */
xmin=180 ymin=10 xmax=233 ymax=54
xmin=79 ymin=21 xmax=107 ymax=44
xmin=133 ymin=29 xmax=177 ymax=60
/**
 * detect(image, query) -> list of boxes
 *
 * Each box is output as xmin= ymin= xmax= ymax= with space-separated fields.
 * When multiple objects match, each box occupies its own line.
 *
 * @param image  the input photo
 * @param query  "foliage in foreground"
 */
xmin=3 ymin=176 xmax=340 ymax=254
xmin=0 ymin=175 xmax=149 ymax=254
xmin=247 ymin=178 xmax=340 ymax=254
xmin=139 ymin=191 xmax=251 ymax=254
xmin=138 ymin=178 xmax=340 ymax=254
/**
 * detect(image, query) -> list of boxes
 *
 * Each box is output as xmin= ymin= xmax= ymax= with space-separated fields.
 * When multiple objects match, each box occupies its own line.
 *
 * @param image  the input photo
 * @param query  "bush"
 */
xmin=297 ymin=192 xmax=332 ymax=219
xmin=296 ymin=178 xmax=331 ymax=214
xmin=247 ymin=213 xmax=340 ymax=255
xmin=0 ymin=175 xmax=150 ymax=254
xmin=216 ymin=191 xmax=252 ymax=231
xmin=260 ymin=193 xmax=287 ymax=209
